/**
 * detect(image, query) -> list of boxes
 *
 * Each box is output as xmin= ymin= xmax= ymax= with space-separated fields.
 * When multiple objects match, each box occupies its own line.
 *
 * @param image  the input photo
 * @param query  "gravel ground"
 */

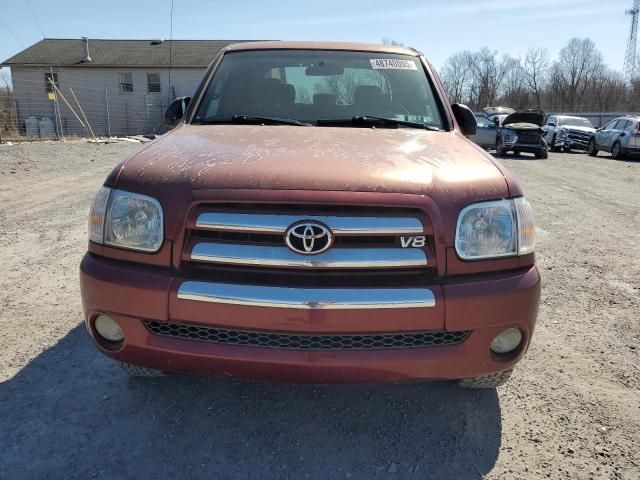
xmin=0 ymin=140 xmax=638 ymax=480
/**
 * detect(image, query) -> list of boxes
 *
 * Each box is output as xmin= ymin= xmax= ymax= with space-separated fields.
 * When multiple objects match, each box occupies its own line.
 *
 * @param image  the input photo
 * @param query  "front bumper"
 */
xmin=503 ymin=142 xmax=546 ymax=153
xmin=80 ymin=253 xmax=541 ymax=383
xmin=556 ymin=137 xmax=590 ymax=150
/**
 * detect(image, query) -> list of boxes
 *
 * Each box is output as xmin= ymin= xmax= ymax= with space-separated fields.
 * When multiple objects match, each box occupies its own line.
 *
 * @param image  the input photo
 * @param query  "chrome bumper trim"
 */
xmin=177 ymin=281 xmax=436 ymax=309
xmin=190 ymin=242 xmax=427 ymax=268
xmin=195 ymin=213 xmax=423 ymax=235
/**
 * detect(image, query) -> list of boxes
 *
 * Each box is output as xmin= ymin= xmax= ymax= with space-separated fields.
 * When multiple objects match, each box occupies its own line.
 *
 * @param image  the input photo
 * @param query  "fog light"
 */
xmin=94 ymin=314 xmax=124 ymax=342
xmin=490 ymin=328 xmax=523 ymax=354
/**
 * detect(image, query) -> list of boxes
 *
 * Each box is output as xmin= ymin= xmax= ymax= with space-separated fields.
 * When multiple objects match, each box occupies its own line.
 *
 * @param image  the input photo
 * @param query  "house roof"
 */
xmin=1 ymin=38 xmax=258 ymax=68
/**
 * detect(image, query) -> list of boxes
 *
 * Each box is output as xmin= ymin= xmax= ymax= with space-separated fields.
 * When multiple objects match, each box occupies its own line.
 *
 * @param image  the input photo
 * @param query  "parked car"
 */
xmin=542 ymin=115 xmax=596 ymax=152
xmin=495 ymin=109 xmax=548 ymax=159
xmin=469 ymin=107 xmax=514 ymax=149
xmin=588 ymin=116 xmax=640 ymax=160
xmin=80 ymin=41 xmax=540 ymax=389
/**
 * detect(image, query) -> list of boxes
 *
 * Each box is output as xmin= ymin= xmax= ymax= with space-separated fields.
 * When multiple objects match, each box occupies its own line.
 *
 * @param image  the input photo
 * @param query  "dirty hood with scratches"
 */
xmin=114 ymin=124 xmax=509 ymax=198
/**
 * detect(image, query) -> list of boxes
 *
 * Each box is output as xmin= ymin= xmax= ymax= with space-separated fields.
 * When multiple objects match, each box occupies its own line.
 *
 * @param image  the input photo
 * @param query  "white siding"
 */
xmin=10 ymin=66 xmax=205 ymax=136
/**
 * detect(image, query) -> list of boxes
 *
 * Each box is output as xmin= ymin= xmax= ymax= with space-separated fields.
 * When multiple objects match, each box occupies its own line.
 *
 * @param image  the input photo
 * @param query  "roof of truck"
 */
xmin=225 ymin=41 xmax=420 ymax=56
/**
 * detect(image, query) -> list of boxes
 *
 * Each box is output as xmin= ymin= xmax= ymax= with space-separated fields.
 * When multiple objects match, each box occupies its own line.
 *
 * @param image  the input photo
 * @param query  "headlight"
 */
xmin=455 ymin=197 xmax=534 ymax=260
xmin=88 ymin=187 xmax=163 ymax=252
xmin=503 ymin=134 xmax=517 ymax=143
xmin=559 ymin=128 xmax=568 ymax=138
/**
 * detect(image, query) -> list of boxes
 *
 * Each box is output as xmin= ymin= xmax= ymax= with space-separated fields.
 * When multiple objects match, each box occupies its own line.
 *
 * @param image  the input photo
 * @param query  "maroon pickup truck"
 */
xmin=80 ymin=41 xmax=540 ymax=388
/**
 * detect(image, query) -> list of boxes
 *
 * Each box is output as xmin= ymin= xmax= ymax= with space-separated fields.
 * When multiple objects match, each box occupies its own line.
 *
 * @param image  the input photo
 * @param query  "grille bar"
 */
xmin=177 ymin=281 xmax=436 ymax=309
xmin=144 ymin=320 xmax=470 ymax=350
xmin=195 ymin=212 xmax=424 ymax=236
xmin=190 ymin=242 xmax=427 ymax=269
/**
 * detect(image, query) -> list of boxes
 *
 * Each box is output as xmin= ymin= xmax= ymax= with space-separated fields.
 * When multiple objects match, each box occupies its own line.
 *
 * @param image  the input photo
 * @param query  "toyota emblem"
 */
xmin=285 ymin=221 xmax=333 ymax=255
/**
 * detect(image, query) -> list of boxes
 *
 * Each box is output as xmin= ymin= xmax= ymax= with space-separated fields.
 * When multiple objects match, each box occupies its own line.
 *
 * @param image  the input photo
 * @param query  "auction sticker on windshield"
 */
xmin=370 ymin=59 xmax=417 ymax=70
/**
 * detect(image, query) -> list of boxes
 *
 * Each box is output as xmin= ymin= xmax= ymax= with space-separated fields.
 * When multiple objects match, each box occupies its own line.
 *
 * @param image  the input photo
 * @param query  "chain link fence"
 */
xmin=0 ymin=67 xmax=197 ymax=142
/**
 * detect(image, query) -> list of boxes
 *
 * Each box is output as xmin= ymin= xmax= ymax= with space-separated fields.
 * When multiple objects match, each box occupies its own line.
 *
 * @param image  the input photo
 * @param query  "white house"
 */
xmin=2 ymin=38 xmax=254 ymax=137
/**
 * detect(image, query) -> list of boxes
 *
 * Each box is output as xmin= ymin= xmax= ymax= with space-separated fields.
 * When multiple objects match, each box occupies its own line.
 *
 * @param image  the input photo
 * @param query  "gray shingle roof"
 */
xmin=2 ymin=38 xmax=258 ymax=67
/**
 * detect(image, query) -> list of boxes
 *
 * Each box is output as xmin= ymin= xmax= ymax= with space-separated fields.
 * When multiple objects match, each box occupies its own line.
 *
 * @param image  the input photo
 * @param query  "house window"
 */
xmin=147 ymin=73 xmax=161 ymax=93
xmin=119 ymin=72 xmax=133 ymax=93
xmin=45 ymin=72 xmax=59 ymax=93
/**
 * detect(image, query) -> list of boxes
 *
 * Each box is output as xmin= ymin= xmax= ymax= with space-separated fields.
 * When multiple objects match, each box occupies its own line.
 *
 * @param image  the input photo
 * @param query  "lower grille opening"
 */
xmin=144 ymin=321 xmax=471 ymax=351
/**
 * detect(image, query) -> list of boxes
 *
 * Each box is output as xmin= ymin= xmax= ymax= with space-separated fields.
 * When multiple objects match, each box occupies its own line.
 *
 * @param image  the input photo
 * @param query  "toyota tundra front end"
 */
xmin=80 ymin=41 xmax=540 ymax=388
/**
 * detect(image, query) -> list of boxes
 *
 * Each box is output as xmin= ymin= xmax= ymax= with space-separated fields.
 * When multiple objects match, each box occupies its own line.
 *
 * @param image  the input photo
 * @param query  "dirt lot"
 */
xmin=0 ymin=140 xmax=638 ymax=480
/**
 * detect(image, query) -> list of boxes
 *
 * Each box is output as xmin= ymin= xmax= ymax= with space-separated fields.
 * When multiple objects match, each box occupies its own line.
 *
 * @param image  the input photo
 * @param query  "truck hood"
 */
xmin=503 ymin=110 xmax=546 ymax=127
xmin=115 ymin=124 xmax=509 ymax=199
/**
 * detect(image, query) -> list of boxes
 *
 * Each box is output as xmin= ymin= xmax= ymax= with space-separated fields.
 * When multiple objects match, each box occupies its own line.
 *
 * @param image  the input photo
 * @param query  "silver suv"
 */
xmin=588 ymin=117 xmax=640 ymax=160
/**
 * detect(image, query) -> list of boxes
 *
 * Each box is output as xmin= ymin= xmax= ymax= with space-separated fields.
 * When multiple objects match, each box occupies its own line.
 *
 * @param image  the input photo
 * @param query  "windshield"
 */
xmin=192 ymin=50 xmax=444 ymax=129
xmin=558 ymin=117 xmax=593 ymax=128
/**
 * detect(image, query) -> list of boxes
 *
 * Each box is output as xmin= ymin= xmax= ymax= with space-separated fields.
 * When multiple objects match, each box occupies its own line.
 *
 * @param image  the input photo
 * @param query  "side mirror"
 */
xmin=164 ymin=96 xmax=191 ymax=130
xmin=451 ymin=103 xmax=477 ymax=136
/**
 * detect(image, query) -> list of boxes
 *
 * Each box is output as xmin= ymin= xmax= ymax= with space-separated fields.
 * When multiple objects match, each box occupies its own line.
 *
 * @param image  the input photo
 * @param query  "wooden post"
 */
xmin=69 ymin=88 xmax=97 ymax=142
xmin=105 ymin=90 xmax=111 ymax=138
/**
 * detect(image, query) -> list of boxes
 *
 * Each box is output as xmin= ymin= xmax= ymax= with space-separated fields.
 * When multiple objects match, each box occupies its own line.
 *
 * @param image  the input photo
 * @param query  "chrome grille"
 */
xmin=184 ymin=205 xmax=431 ymax=270
xmin=144 ymin=320 xmax=470 ymax=350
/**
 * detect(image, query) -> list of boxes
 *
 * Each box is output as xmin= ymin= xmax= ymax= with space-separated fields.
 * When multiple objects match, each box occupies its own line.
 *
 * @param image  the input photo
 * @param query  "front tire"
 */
xmin=535 ymin=149 xmax=548 ymax=159
xmin=550 ymin=134 xmax=558 ymax=152
xmin=588 ymin=138 xmax=598 ymax=157
xmin=496 ymin=139 xmax=506 ymax=157
xmin=611 ymin=141 xmax=624 ymax=160
xmin=118 ymin=361 xmax=164 ymax=377
xmin=458 ymin=369 xmax=513 ymax=389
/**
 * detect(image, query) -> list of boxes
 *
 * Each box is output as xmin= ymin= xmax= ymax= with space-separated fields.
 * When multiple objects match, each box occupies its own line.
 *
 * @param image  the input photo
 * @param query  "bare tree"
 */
xmin=589 ymin=69 xmax=626 ymax=111
xmin=382 ymin=38 xmax=404 ymax=47
xmin=0 ymin=70 xmax=18 ymax=139
xmin=440 ymin=52 xmax=471 ymax=104
xmin=551 ymin=38 xmax=605 ymax=110
xmin=500 ymin=57 xmax=529 ymax=109
xmin=522 ymin=47 xmax=549 ymax=108
xmin=437 ymin=37 xmax=633 ymax=113
xmin=466 ymin=48 xmax=513 ymax=108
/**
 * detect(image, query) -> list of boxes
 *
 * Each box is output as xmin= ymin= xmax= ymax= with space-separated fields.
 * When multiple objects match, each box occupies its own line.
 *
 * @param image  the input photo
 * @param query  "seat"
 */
xmin=313 ymin=93 xmax=337 ymax=119
xmin=353 ymin=85 xmax=391 ymax=116
xmin=242 ymin=78 xmax=294 ymax=116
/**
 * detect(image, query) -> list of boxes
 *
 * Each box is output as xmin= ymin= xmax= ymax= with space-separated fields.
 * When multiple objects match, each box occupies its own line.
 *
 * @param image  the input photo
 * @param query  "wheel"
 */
xmin=535 ymin=149 xmax=548 ymax=159
xmin=495 ymin=139 xmax=506 ymax=157
xmin=611 ymin=141 xmax=624 ymax=160
xmin=587 ymin=138 xmax=598 ymax=157
xmin=563 ymin=144 xmax=572 ymax=153
xmin=550 ymin=134 xmax=558 ymax=152
xmin=118 ymin=361 xmax=164 ymax=377
xmin=458 ymin=369 xmax=513 ymax=389
xmin=513 ymin=150 xmax=520 ymax=157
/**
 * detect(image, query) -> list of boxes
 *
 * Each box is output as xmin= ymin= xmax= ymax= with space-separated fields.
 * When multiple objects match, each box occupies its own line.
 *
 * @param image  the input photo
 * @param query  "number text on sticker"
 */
xmin=370 ymin=59 xmax=418 ymax=70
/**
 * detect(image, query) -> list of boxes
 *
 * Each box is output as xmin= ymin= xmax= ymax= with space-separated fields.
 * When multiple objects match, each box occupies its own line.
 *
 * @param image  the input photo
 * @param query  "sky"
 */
xmin=0 ymin=0 xmax=631 ymax=80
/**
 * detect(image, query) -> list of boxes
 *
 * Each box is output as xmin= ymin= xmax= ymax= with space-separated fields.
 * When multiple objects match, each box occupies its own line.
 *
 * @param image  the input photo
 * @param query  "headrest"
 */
xmin=313 ymin=93 xmax=337 ymax=107
xmin=281 ymin=84 xmax=295 ymax=104
xmin=257 ymin=78 xmax=284 ymax=99
xmin=353 ymin=85 xmax=386 ymax=105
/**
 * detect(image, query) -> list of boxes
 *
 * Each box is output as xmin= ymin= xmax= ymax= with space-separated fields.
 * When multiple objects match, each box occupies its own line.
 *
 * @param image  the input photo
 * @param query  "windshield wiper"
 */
xmin=197 ymin=116 xmax=311 ymax=126
xmin=317 ymin=116 xmax=441 ymax=131
xmin=232 ymin=115 xmax=311 ymax=126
